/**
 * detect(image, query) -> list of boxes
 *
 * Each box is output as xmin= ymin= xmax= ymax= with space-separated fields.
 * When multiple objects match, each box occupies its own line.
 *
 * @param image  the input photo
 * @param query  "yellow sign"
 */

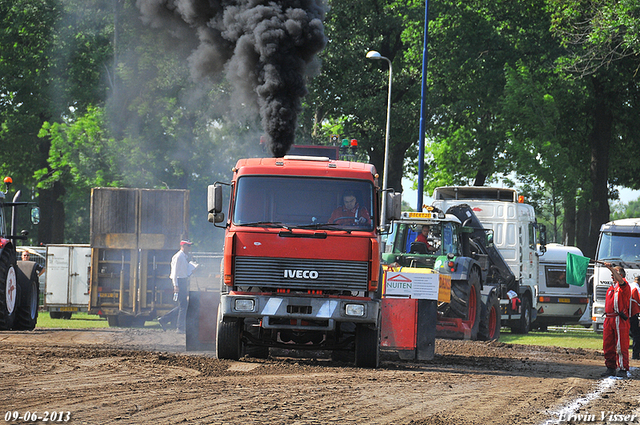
xmin=99 ymin=293 xmax=119 ymax=298
xmin=438 ymin=274 xmax=451 ymax=303
xmin=404 ymin=212 xmax=432 ymax=219
xmin=60 ymin=307 xmax=78 ymax=312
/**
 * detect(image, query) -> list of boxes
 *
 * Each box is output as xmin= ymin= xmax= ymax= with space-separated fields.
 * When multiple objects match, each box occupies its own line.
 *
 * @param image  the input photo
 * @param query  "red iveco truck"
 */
xmin=187 ymin=156 xmax=396 ymax=367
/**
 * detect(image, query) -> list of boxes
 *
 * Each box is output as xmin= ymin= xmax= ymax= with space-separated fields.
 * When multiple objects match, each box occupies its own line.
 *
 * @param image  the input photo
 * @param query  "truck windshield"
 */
xmin=233 ymin=176 xmax=375 ymax=231
xmin=596 ymin=232 xmax=640 ymax=263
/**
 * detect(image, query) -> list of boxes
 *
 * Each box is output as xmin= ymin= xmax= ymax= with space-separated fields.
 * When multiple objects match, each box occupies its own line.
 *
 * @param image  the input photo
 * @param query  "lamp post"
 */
xmin=366 ymin=50 xmax=392 ymax=231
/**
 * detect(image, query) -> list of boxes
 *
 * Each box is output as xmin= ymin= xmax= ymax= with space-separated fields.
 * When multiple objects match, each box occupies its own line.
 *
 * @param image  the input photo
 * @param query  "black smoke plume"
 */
xmin=136 ymin=0 xmax=327 ymax=157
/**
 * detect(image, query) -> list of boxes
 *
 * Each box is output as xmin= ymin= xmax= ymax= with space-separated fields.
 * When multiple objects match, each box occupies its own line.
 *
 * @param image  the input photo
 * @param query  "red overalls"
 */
xmin=603 ymin=279 xmax=631 ymax=371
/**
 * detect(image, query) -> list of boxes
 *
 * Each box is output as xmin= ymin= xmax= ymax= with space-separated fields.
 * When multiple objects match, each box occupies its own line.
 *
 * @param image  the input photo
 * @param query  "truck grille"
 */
xmin=234 ymin=257 xmax=369 ymax=292
xmin=594 ymin=284 xmax=609 ymax=302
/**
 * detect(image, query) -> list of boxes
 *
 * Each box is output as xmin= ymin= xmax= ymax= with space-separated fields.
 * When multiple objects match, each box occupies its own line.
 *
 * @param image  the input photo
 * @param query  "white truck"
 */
xmin=45 ymin=244 xmax=92 ymax=319
xmin=536 ymin=243 xmax=590 ymax=330
xmin=591 ymin=218 xmax=640 ymax=333
xmin=432 ymin=186 xmax=546 ymax=333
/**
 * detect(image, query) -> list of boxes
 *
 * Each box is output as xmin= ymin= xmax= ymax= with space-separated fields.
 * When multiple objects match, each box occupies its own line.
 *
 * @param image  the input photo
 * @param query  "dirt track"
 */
xmin=1 ymin=329 xmax=639 ymax=425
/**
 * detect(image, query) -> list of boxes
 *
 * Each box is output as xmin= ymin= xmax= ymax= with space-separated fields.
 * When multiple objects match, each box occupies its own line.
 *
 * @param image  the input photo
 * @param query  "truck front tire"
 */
xmin=511 ymin=296 xmax=531 ymax=334
xmin=354 ymin=323 xmax=380 ymax=368
xmin=216 ymin=309 xmax=242 ymax=360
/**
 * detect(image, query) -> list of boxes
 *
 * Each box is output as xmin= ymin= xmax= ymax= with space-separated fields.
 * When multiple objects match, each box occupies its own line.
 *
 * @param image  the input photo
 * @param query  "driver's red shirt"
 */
xmin=329 ymin=203 xmax=371 ymax=225
xmin=415 ymin=233 xmax=434 ymax=250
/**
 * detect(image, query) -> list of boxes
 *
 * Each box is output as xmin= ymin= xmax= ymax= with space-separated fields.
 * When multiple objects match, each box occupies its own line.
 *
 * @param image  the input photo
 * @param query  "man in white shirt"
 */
xmin=158 ymin=240 xmax=195 ymax=333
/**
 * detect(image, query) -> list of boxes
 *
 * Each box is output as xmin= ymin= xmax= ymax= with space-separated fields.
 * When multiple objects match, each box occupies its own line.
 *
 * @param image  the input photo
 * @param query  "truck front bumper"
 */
xmin=220 ymin=294 xmax=380 ymax=331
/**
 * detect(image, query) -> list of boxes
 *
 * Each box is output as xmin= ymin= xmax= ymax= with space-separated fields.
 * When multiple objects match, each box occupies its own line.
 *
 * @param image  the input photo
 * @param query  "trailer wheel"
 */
xmin=0 ymin=250 xmax=18 ymax=330
xmin=107 ymin=315 xmax=119 ymax=327
xmin=14 ymin=261 xmax=39 ymax=331
xmin=511 ymin=295 xmax=531 ymax=334
xmin=447 ymin=270 xmax=481 ymax=339
xmin=478 ymin=291 xmax=500 ymax=341
xmin=354 ymin=323 xmax=380 ymax=368
xmin=216 ymin=309 xmax=242 ymax=360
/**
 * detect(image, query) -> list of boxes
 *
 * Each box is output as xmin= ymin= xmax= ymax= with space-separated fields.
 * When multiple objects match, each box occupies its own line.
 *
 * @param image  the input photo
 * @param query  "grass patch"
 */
xmin=500 ymin=326 xmax=603 ymax=350
xmin=36 ymin=311 xmax=110 ymax=329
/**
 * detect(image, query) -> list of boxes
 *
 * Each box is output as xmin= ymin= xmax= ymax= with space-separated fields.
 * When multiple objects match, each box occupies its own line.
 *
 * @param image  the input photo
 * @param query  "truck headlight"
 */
xmin=345 ymin=303 xmax=365 ymax=317
xmin=235 ymin=299 xmax=255 ymax=312
xmin=593 ymin=307 xmax=605 ymax=316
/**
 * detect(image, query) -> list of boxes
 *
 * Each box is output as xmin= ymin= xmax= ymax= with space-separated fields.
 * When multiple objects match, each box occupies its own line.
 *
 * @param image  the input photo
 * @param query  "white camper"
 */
xmin=535 ymin=243 xmax=590 ymax=330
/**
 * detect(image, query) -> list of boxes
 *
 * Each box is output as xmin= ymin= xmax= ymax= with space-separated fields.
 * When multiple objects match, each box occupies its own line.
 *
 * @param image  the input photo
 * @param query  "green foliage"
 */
xmin=611 ymin=197 xmax=640 ymax=220
xmin=3 ymin=0 xmax=640 ymax=255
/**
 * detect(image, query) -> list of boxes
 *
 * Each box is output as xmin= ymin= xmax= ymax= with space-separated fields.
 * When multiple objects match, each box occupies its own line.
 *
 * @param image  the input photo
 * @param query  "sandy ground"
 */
xmin=1 ymin=328 xmax=639 ymax=425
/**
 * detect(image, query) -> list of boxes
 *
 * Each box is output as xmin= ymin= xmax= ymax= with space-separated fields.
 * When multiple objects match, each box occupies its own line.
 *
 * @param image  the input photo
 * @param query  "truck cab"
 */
xmin=200 ymin=156 xmax=384 ymax=367
xmin=592 ymin=218 xmax=640 ymax=332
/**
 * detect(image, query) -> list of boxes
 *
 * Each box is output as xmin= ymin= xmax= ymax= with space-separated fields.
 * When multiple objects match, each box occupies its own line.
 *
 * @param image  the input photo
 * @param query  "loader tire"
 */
xmin=14 ymin=261 xmax=39 ymax=331
xmin=447 ymin=270 xmax=481 ymax=340
xmin=0 ymin=249 xmax=18 ymax=330
xmin=478 ymin=291 xmax=500 ymax=341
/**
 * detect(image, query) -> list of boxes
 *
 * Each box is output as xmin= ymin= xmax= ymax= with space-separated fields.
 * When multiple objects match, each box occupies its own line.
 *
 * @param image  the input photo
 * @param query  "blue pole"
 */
xmin=416 ymin=0 xmax=429 ymax=211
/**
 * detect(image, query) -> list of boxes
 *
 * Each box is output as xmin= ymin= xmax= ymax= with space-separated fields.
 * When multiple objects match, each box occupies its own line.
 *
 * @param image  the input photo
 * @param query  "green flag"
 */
xmin=566 ymin=252 xmax=590 ymax=286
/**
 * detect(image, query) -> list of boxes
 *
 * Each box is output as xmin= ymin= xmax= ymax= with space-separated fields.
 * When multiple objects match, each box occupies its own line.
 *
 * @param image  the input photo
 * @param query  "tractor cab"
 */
xmin=382 ymin=209 xmax=465 ymax=269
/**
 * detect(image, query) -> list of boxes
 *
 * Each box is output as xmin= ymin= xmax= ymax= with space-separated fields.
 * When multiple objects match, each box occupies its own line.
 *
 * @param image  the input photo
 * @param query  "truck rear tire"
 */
xmin=14 ymin=261 xmax=39 ymax=331
xmin=0 ymin=250 xmax=18 ymax=330
xmin=354 ymin=323 xmax=380 ymax=368
xmin=478 ymin=291 xmax=500 ymax=341
xmin=447 ymin=270 xmax=481 ymax=340
xmin=216 ymin=310 xmax=242 ymax=360
xmin=511 ymin=296 xmax=531 ymax=334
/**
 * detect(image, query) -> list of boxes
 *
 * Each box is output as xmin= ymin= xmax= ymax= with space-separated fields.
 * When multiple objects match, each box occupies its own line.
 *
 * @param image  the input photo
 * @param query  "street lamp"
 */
xmin=366 ymin=50 xmax=392 ymax=231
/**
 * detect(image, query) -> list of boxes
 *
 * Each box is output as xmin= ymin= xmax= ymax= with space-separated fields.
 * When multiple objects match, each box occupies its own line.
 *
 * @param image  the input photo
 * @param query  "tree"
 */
xmin=550 ymin=0 xmax=640 ymax=256
xmin=303 ymin=0 xmax=425 ymax=196
xmin=0 ymin=0 xmax=115 ymax=244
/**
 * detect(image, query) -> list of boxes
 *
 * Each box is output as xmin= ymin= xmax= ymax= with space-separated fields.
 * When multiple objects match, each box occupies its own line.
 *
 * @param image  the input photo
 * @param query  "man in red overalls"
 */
xmin=630 ymin=276 xmax=640 ymax=360
xmin=601 ymin=263 xmax=631 ymax=377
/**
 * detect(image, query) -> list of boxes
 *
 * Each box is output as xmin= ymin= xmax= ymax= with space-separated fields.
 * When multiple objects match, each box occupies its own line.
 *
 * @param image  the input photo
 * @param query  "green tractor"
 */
xmin=381 ymin=207 xmax=501 ymax=341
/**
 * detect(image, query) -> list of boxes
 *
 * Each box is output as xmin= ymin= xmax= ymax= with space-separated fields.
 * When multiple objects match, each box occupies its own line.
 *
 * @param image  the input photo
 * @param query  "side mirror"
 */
xmin=208 ymin=212 xmax=225 ymax=224
xmin=386 ymin=191 xmax=402 ymax=221
xmin=30 ymin=206 xmax=40 ymax=225
xmin=538 ymin=224 xmax=547 ymax=252
xmin=207 ymin=184 xmax=223 ymax=214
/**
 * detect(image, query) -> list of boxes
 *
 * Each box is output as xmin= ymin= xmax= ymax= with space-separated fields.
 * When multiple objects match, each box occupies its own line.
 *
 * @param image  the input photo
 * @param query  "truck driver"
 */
xmin=330 ymin=190 xmax=371 ymax=226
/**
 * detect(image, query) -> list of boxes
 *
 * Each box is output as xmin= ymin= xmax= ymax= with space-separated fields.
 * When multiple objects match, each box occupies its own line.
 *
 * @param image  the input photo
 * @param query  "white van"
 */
xmin=534 ymin=243 xmax=590 ymax=330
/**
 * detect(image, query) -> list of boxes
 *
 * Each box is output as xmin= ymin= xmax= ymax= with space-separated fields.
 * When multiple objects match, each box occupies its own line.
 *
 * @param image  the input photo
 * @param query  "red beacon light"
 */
xmin=3 ymin=177 xmax=12 ymax=184
xmin=350 ymin=139 xmax=358 ymax=154
xmin=518 ymin=195 xmax=524 ymax=203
